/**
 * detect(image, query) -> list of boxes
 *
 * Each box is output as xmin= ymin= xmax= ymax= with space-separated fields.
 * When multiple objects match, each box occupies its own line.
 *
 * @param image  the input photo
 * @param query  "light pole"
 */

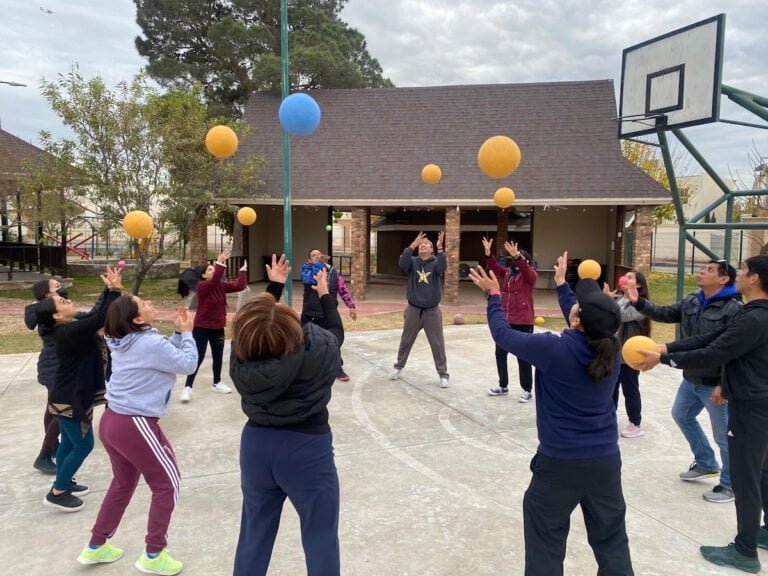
xmin=280 ymin=0 xmax=293 ymax=304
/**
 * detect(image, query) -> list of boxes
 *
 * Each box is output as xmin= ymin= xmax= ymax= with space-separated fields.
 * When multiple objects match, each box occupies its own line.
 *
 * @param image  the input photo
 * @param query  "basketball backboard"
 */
xmin=618 ymin=14 xmax=725 ymax=138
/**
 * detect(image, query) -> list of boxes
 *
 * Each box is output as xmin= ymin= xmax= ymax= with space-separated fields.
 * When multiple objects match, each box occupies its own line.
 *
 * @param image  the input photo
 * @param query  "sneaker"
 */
xmin=519 ymin=391 xmax=533 ymax=403
xmin=704 ymin=485 xmax=735 ymax=503
xmin=679 ymin=461 xmax=720 ymax=481
xmin=487 ymin=387 xmax=509 ymax=396
xmin=620 ymin=423 xmax=645 ymax=438
xmin=700 ymin=543 xmax=761 ymax=574
xmin=758 ymin=527 xmax=768 ymax=550
xmin=388 ymin=368 xmax=401 ymax=381
xmin=77 ymin=540 xmax=125 ymax=565
xmin=43 ymin=490 xmax=84 ymax=512
xmin=180 ymin=386 xmax=192 ymax=403
xmin=68 ymin=479 xmax=89 ymax=496
xmin=439 ymin=378 xmax=449 ymax=388
xmin=337 ymin=369 xmax=350 ymax=382
xmin=212 ymin=382 xmax=232 ymax=394
xmin=135 ymin=549 xmax=183 ymax=575
xmin=33 ymin=453 xmax=57 ymax=475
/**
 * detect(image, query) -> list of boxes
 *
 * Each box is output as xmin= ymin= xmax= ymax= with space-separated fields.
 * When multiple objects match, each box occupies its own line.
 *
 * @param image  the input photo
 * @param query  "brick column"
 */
xmin=633 ymin=206 xmax=654 ymax=272
xmin=444 ymin=206 xmax=461 ymax=305
xmin=495 ymin=209 xmax=508 ymax=254
xmin=188 ymin=204 xmax=208 ymax=266
xmin=350 ymin=207 xmax=370 ymax=301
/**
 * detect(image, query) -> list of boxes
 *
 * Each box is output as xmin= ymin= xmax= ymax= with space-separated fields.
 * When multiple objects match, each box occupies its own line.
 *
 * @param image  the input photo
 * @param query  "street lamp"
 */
xmin=0 ymin=80 xmax=27 ymax=87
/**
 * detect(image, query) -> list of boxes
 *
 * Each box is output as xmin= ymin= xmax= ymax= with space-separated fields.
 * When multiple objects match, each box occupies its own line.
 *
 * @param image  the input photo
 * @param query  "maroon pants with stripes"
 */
xmin=89 ymin=408 xmax=180 ymax=554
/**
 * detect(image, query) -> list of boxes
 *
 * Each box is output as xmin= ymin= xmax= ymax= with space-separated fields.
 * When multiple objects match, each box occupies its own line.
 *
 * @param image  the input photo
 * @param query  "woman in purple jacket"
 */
xmin=482 ymin=237 xmax=538 ymax=401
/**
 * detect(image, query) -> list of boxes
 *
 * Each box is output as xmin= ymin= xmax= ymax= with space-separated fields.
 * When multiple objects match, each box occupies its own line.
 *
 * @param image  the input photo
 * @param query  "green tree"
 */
xmin=622 ymin=140 xmax=693 ymax=223
xmin=134 ymin=0 xmax=393 ymax=115
xmin=24 ymin=70 xmax=265 ymax=293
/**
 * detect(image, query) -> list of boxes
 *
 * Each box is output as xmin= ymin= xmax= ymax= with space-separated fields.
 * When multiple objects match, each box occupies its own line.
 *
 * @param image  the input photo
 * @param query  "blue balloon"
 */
xmin=278 ymin=93 xmax=321 ymax=136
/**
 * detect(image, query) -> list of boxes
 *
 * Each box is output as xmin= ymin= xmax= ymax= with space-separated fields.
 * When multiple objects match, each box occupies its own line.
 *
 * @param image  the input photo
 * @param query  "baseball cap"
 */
xmin=574 ymin=279 xmax=621 ymax=339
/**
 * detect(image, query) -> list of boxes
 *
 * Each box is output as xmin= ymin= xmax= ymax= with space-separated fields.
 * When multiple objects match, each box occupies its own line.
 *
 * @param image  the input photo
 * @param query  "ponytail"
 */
xmin=586 ymin=336 xmax=620 ymax=383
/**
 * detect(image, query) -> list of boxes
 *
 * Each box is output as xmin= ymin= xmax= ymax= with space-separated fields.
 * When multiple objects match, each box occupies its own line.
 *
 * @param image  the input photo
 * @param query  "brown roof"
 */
xmin=237 ymin=80 xmax=669 ymax=208
xmin=0 ymin=128 xmax=48 ymax=182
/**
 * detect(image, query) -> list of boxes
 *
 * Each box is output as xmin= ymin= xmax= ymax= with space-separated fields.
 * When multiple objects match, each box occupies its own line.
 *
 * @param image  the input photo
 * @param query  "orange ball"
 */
xmin=622 ymin=336 xmax=658 ymax=369
xmin=578 ymin=259 xmax=601 ymax=280
xmin=237 ymin=207 xmax=257 ymax=226
xmin=123 ymin=210 xmax=154 ymax=239
xmin=534 ymin=316 xmax=545 ymax=326
xmin=477 ymin=135 xmax=521 ymax=179
xmin=421 ymin=163 xmax=442 ymax=184
xmin=205 ymin=125 xmax=238 ymax=158
xmin=453 ymin=313 xmax=465 ymax=325
xmin=493 ymin=187 xmax=516 ymax=209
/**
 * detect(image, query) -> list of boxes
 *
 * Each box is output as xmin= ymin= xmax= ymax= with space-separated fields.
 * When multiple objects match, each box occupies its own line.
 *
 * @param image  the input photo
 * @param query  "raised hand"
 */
xmin=239 ymin=259 xmax=248 ymax=272
xmin=626 ymin=283 xmax=640 ymax=304
xmin=312 ymin=268 xmax=329 ymax=296
xmin=436 ymin=230 xmax=445 ymax=251
xmin=174 ymin=307 xmax=194 ymax=332
xmin=603 ymin=283 xmax=617 ymax=297
xmin=504 ymin=241 xmax=520 ymax=258
xmin=266 ymin=254 xmax=291 ymax=284
xmin=554 ymin=251 xmax=568 ymax=287
xmin=216 ymin=249 xmax=232 ymax=264
xmin=481 ymin=236 xmax=494 ymax=256
xmin=468 ymin=265 xmax=500 ymax=293
xmin=410 ymin=232 xmax=426 ymax=250
xmin=101 ymin=265 xmax=124 ymax=291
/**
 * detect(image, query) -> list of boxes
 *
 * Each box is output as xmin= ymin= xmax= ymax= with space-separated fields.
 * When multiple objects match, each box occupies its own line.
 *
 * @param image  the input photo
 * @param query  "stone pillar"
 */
xmin=633 ymin=206 xmax=654 ymax=272
xmin=444 ymin=206 xmax=461 ymax=305
xmin=188 ymin=205 xmax=208 ymax=266
xmin=350 ymin=207 xmax=370 ymax=301
xmin=495 ymin=209 xmax=508 ymax=255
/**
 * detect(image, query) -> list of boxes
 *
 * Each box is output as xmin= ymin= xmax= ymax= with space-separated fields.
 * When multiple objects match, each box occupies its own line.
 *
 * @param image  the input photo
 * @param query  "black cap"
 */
xmin=575 ymin=279 xmax=621 ymax=340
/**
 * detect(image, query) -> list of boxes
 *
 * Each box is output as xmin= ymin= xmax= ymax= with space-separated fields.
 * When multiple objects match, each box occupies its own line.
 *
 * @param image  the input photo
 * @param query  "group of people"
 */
xmin=23 ymin=229 xmax=768 ymax=575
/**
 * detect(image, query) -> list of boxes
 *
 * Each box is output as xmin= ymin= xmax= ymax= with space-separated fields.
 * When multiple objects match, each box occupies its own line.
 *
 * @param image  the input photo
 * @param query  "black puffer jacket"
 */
xmin=25 ymin=302 xmax=58 ymax=387
xmin=230 ymin=290 xmax=342 ymax=434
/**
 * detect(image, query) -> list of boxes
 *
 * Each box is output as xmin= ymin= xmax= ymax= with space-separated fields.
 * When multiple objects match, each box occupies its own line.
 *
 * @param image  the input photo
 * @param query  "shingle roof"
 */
xmin=0 ymin=128 xmax=47 ymax=181
xmin=238 ymin=80 xmax=670 ymax=207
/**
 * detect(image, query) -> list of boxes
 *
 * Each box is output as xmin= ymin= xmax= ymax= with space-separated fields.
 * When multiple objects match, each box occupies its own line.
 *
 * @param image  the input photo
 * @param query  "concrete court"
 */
xmin=0 ymin=323 xmax=754 ymax=576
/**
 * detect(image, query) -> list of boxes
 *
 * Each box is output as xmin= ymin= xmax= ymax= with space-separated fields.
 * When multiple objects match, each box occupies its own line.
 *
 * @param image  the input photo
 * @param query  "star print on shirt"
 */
xmin=417 ymin=268 xmax=431 ymax=283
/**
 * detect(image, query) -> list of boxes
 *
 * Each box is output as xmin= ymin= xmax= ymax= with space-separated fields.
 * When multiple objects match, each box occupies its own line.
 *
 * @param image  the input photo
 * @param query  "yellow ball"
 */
xmin=205 ymin=125 xmax=238 ymax=158
xmin=477 ymin=135 xmax=521 ymax=179
xmin=622 ymin=336 xmax=657 ymax=369
xmin=578 ymin=259 xmax=601 ymax=280
xmin=123 ymin=210 xmax=154 ymax=239
xmin=237 ymin=207 xmax=257 ymax=226
xmin=493 ymin=187 xmax=516 ymax=209
xmin=534 ymin=316 xmax=545 ymax=326
xmin=421 ymin=163 xmax=442 ymax=184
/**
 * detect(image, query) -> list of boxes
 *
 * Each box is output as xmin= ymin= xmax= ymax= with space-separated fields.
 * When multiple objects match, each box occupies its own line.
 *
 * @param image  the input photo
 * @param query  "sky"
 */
xmin=1 ymin=0 xmax=766 ymax=184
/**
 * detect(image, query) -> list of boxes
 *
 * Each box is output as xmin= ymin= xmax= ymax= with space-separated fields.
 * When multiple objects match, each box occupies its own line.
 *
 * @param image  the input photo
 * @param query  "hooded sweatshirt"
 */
xmin=399 ymin=247 xmax=447 ymax=309
xmin=106 ymin=328 xmax=198 ymax=417
xmin=194 ymin=262 xmax=247 ymax=329
xmin=487 ymin=284 xmax=620 ymax=459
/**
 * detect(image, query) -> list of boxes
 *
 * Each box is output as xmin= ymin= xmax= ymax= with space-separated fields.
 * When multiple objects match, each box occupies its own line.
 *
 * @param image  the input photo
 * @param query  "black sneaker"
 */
xmin=33 ymin=453 xmax=57 ymax=475
xmin=43 ymin=490 xmax=84 ymax=512
xmin=69 ymin=479 xmax=89 ymax=497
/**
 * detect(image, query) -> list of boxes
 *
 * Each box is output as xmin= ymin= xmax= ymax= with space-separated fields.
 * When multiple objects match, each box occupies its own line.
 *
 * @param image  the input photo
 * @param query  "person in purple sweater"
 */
xmin=469 ymin=251 xmax=634 ymax=576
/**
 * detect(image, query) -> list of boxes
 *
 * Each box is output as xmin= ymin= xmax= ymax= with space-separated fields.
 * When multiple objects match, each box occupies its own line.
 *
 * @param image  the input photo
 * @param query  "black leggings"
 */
xmin=614 ymin=364 xmax=642 ymax=426
xmin=185 ymin=327 xmax=225 ymax=388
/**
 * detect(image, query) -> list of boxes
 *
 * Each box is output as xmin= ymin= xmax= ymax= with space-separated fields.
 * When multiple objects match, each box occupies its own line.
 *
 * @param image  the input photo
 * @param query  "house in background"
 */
xmin=233 ymin=79 xmax=669 ymax=304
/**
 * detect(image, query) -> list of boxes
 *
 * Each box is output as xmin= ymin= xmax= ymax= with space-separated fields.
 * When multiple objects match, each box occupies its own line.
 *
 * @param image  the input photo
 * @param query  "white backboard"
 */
xmin=618 ymin=14 xmax=725 ymax=138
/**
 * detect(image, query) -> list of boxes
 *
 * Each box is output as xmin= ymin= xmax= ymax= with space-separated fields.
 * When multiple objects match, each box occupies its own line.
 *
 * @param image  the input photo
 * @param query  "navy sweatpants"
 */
xmin=234 ymin=426 xmax=340 ymax=576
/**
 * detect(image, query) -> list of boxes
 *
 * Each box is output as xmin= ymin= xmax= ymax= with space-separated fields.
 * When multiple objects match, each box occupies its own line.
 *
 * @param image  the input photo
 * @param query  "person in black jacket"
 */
xmin=230 ymin=254 xmax=341 ymax=576
xmin=36 ymin=266 xmax=124 ymax=512
xmin=24 ymin=278 xmax=67 ymax=474
xmin=636 ymin=255 xmax=768 ymax=574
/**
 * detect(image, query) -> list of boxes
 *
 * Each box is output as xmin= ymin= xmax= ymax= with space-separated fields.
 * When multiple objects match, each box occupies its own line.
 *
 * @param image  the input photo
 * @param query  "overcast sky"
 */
xmin=1 ymin=0 xmax=766 ymax=182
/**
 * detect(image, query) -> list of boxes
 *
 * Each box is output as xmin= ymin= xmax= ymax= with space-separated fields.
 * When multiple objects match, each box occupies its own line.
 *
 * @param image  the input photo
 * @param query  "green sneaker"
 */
xmin=759 ymin=527 xmax=768 ymax=551
xmin=134 ymin=549 xmax=183 ymax=575
xmin=76 ymin=540 xmax=124 ymax=565
xmin=700 ymin=543 xmax=761 ymax=574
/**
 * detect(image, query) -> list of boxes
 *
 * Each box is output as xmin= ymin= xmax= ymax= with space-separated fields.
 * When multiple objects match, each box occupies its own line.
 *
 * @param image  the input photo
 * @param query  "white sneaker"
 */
xmin=519 ymin=391 xmax=533 ymax=403
xmin=180 ymin=386 xmax=192 ymax=403
xmin=388 ymin=369 xmax=402 ymax=381
xmin=439 ymin=378 xmax=449 ymax=388
xmin=212 ymin=382 xmax=232 ymax=394
xmin=620 ymin=423 xmax=645 ymax=438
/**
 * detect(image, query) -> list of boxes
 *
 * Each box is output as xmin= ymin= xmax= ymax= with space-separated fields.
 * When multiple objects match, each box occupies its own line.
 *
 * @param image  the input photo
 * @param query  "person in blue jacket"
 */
xmin=469 ymin=251 xmax=634 ymax=576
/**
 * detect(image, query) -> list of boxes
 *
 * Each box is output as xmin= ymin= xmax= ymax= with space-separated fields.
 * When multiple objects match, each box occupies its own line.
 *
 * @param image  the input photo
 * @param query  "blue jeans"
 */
xmin=54 ymin=417 xmax=94 ymax=491
xmin=234 ymin=426 xmax=340 ymax=576
xmin=671 ymin=379 xmax=730 ymax=488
